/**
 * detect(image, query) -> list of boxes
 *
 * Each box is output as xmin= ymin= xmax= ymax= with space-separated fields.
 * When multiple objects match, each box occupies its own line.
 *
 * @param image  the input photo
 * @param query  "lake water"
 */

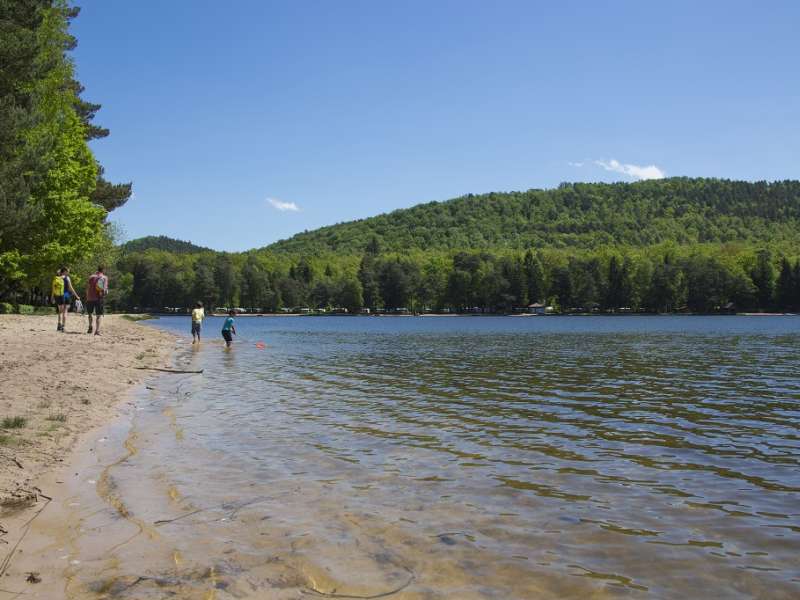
xmin=68 ymin=316 xmax=800 ymax=598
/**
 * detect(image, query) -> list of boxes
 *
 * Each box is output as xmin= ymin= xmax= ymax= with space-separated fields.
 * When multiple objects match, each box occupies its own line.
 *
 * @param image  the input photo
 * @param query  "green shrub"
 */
xmin=0 ymin=302 xmax=13 ymax=314
xmin=33 ymin=306 xmax=53 ymax=315
xmin=2 ymin=416 xmax=27 ymax=429
xmin=16 ymin=304 xmax=34 ymax=315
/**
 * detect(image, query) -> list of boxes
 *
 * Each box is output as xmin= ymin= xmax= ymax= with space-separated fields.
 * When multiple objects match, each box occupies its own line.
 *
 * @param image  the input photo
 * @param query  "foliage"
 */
xmin=110 ymin=244 xmax=800 ymax=315
xmin=264 ymin=178 xmax=800 ymax=255
xmin=0 ymin=1 xmax=130 ymax=301
xmin=114 ymin=177 xmax=800 ymax=315
xmin=120 ymin=235 xmax=212 ymax=255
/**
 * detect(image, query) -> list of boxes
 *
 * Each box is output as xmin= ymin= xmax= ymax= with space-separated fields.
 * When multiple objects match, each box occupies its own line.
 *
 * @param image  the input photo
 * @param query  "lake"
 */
xmin=70 ymin=316 xmax=800 ymax=598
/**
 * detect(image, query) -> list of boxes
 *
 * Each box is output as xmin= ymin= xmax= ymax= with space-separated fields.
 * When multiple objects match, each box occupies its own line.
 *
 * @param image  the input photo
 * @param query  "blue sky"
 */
xmin=71 ymin=0 xmax=800 ymax=251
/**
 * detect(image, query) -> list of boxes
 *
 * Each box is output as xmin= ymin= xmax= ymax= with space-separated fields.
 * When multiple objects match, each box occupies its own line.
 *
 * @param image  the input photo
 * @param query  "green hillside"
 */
xmin=120 ymin=235 xmax=211 ymax=255
xmin=112 ymin=178 xmax=800 ymax=315
xmin=264 ymin=178 xmax=800 ymax=254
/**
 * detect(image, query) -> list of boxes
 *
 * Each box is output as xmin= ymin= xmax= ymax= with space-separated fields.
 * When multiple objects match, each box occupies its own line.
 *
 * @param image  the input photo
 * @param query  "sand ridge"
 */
xmin=0 ymin=314 xmax=175 ymax=510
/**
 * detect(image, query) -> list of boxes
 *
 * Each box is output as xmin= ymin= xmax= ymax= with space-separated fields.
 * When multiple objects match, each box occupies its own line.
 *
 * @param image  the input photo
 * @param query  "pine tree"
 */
xmin=523 ymin=249 xmax=545 ymax=304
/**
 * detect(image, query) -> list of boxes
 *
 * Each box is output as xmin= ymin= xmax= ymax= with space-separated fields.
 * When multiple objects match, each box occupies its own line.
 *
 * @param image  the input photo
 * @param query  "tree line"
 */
xmin=0 ymin=1 xmax=130 ymax=303
xmin=109 ymin=240 xmax=800 ymax=314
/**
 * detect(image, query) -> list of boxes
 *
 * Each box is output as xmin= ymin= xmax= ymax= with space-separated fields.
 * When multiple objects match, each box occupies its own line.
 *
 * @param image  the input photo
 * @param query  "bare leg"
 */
xmin=94 ymin=315 xmax=102 ymax=335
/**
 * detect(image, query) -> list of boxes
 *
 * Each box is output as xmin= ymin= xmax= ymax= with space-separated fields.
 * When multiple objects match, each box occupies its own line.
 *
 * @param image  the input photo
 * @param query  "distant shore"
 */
xmin=0 ymin=314 xmax=175 ymax=510
xmin=179 ymin=311 xmax=798 ymax=318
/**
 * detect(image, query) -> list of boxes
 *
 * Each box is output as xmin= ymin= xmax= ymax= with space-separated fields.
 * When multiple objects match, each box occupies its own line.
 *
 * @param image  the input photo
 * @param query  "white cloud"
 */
xmin=593 ymin=159 xmax=665 ymax=180
xmin=266 ymin=197 xmax=300 ymax=212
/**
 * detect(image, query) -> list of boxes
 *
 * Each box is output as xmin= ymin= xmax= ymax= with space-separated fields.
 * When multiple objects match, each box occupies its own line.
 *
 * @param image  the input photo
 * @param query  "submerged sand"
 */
xmin=0 ymin=314 xmax=174 ymax=509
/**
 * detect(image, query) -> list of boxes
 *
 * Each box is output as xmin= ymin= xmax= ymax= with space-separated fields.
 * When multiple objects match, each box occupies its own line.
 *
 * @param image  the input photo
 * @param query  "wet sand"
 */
xmin=0 ymin=314 xmax=175 ymax=595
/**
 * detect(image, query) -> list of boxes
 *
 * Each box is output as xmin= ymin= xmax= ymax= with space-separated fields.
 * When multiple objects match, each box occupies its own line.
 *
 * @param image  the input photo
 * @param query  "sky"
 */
xmin=71 ymin=0 xmax=800 ymax=251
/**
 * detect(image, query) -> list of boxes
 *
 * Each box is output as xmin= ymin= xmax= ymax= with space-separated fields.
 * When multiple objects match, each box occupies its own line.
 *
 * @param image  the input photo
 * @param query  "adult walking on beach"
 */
xmin=51 ymin=267 xmax=81 ymax=332
xmin=85 ymin=266 xmax=109 ymax=336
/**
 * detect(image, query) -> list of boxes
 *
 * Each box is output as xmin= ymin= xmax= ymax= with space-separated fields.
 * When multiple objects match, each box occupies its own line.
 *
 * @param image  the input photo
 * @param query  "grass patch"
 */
xmin=2 ymin=416 xmax=27 ymax=429
xmin=0 ymin=434 xmax=15 ymax=446
xmin=135 ymin=352 xmax=145 ymax=360
xmin=37 ymin=400 xmax=52 ymax=409
xmin=46 ymin=413 xmax=67 ymax=423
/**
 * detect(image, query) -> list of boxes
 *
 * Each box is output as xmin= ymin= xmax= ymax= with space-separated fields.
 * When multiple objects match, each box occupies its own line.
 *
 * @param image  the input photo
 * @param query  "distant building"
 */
xmin=527 ymin=303 xmax=548 ymax=315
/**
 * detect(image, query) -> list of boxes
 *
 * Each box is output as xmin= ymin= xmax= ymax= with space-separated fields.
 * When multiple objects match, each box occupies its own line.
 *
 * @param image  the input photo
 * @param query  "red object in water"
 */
xmin=255 ymin=342 xmax=266 ymax=349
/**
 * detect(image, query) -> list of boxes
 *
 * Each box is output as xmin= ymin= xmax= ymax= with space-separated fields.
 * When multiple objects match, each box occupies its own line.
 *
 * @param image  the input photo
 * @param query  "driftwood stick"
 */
xmin=133 ymin=367 xmax=203 ymax=374
xmin=0 ymin=497 xmax=51 ymax=578
xmin=32 ymin=488 xmax=51 ymax=502
xmin=154 ymin=508 xmax=205 ymax=526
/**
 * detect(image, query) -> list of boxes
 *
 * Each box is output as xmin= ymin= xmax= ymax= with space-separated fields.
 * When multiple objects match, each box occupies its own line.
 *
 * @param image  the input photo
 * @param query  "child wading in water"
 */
xmin=221 ymin=309 xmax=236 ymax=348
xmin=191 ymin=301 xmax=204 ymax=343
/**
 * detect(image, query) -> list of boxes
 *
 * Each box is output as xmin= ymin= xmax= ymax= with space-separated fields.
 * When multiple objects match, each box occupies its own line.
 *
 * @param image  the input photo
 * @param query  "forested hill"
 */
xmin=120 ymin=236 xmax=211 ymax=255
xmin=264 ymin=178 xmax=800 ymax=255
xmin=113 ymin=177 xmax=800 ymax=315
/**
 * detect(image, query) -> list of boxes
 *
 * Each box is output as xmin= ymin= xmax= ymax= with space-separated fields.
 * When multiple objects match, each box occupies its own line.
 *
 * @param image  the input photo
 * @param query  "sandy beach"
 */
xmin=0 ymin=315 xmax=174 ymax=509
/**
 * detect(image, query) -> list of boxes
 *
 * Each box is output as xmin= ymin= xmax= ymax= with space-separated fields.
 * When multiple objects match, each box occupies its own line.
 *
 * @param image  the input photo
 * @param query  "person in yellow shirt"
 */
xmin=191 ymin=301 xmax=205 ymax=344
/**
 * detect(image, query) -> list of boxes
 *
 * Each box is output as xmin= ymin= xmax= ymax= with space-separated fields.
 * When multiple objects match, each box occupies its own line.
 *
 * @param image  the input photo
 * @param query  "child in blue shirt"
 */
xmin=221 ymin=309 xmax=237 ymax=347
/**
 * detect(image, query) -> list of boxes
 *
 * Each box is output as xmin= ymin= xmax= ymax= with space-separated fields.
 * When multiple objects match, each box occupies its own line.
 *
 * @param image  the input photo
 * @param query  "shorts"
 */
xmin=191 ymin=321 xmax=202 ymax=335
xmin=53 ymin=295 xmax=65 ymax=305
xmin=86 ymin=299 xmax=105 ymax=316
xmin=222 ymin=330 xmax=232 ymax=343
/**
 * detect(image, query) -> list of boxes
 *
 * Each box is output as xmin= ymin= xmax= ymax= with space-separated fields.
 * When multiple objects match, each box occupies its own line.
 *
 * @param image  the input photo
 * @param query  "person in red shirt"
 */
xmin=85 ymin=266 xmax=109 ymax=336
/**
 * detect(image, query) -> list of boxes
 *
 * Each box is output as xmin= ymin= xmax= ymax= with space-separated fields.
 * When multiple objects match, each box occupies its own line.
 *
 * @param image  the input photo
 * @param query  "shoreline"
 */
xmin=164 ymin=311 xmax=798 ymax=318
xmin=0 ymin=314 xmax=175 ymax=510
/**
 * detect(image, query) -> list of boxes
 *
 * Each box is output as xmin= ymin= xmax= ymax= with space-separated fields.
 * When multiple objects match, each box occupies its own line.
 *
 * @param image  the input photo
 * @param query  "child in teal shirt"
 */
xmin=221 ymin=309 xmax=237 ymax=347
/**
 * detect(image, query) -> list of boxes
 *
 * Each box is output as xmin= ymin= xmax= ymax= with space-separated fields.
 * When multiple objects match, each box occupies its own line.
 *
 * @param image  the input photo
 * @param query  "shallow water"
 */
xmin=67 ymin=316 xmax=800 ymax=598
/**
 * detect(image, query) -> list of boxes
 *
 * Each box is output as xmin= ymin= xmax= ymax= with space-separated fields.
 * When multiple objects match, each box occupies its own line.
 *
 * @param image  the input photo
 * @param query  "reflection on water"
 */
xmin=71 ymin=317 xmax=800 ymax=598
